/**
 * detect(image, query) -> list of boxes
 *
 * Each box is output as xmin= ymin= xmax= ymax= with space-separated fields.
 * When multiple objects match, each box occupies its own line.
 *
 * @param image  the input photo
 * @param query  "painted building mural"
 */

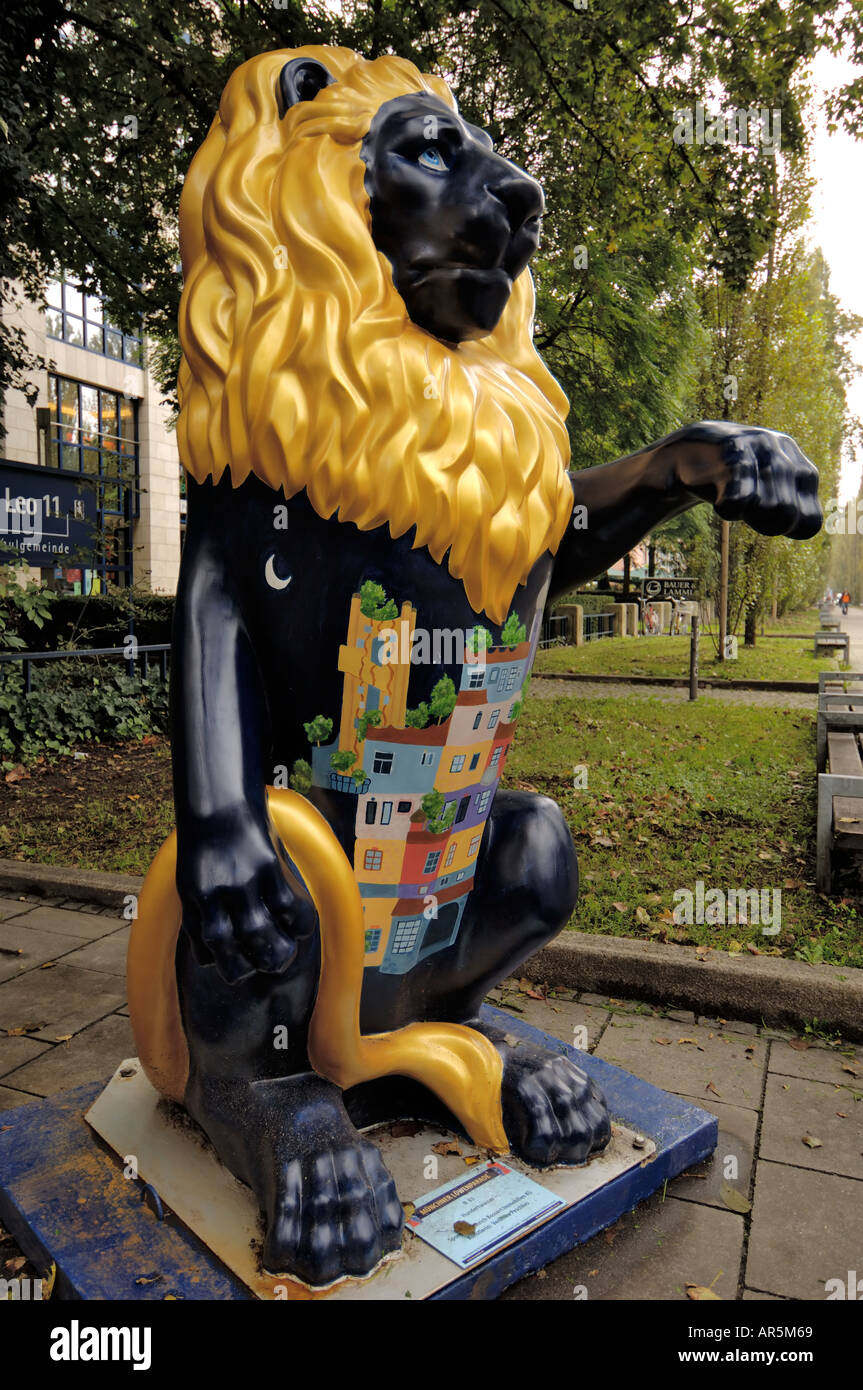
xmin=304 ymin=582 xmax=541 ymax=975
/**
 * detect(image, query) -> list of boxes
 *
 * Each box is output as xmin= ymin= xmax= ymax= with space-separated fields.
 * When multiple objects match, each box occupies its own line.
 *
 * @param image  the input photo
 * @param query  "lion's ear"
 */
xmin=277 ymin=58 xmax=335 ymax=116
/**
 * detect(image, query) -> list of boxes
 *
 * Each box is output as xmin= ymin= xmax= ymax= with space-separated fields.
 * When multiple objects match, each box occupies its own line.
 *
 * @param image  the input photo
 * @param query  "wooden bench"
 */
xmin=814 ymin=630 xmax=849 ymax=661
xmin=816 ymin=674 xmax=863 ymax=891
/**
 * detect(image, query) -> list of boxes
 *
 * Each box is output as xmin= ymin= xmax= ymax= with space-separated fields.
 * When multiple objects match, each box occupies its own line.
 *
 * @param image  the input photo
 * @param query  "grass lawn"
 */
xmin=2 ymin=694 xmax=861 ymax=970
xmin=763 ymin=605 xmax=820 ymax=634
xmin=503 ymin=694 xmax=863 ymax=970
xmin=534 ymin=634 xmax=839 ymax=682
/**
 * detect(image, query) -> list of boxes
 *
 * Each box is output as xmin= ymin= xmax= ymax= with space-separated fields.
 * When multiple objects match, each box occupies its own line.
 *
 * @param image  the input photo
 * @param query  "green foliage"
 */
xmin=329 ymin=749 xmax=356 ymax=773
xmin=467 ymin=626 xmax=493 ymax=656
xmin=500 ymin=612 xmax=527 ymax=648
xmin=0 ymin=568 xmax=54 ymax=650
xmin=429 ymin=675 xmax=456 ymax=723
xmin=0 ymin=661 xmax=169 ymax=766
xmin=420 ymin=788 xmax=456 ymax=834
xmin=288 ymin=758 xmax=312 ymax=793
xmin=356 ymin=709 xmax=382 ymax=740
xmin=3 ymin=0 xmax=859 ymax=448
xmin=303 ymin=714 xmax=333 ymax=746
xmin=358 ymin=580 xmax=397 ymax=622
xmin=405 ymin=702 xmax=430 ymax=729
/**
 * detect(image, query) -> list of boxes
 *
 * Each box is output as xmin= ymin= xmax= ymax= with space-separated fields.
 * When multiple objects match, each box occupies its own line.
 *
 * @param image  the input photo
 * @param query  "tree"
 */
xmin=358 ymin=580 xmax=397 ymax=621
xmin=687 ymin=157 xmax=858 ymax=644
xmin=405 ymin=702 xmax=430 ymax=729
xmin=357 ymin=709 xmax=382 ymax=740
xmin=303 ymin=715 xmax=333 ymax=746
xmin=500 ymin=611 xmax=526 ymax=648
xmin=429 ymin=675 xmax=456 ymax=723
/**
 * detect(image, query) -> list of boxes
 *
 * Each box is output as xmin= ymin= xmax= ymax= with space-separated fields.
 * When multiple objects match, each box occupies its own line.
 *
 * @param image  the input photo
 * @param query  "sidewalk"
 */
xmin=1 ymin=893 xmax=860 ymax=1301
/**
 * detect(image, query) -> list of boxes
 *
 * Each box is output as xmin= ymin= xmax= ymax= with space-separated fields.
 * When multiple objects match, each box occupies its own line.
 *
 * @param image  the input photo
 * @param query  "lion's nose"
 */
xmin=486 ymin=162 xmax=544 ymax=237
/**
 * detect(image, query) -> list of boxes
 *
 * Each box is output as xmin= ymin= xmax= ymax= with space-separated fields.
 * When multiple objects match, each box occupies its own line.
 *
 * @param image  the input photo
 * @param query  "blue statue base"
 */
xmin=0 ymin=1008 xmax=716 ymax=1300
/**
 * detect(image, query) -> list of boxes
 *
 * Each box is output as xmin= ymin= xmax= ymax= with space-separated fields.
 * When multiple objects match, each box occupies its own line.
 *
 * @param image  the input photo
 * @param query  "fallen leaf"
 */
xmin=686 ymin=1284 xmax=721 ymax=1301
xmin=463 ymin=1155 xmax=482 ymax=1166
xmin=635 ymin=906 xmax=651 ymax=925
xmin=612 ymin=901 xmax=627 ymax=913
xmin=746 ymin=944 xmax=760 ymax=956
xmin=432 ymin=1139 xmax=461 ymax=1157
xmin=40 ymin=961 xmax=57 ymax=970
xmin=802 ymin=1133 xmax=822 ymax=1149
xmin=836 ymin=1112 xmax=847 ymax=1119
xmin=653 ymin=1037 xmax=672 ymax=1046
xmin=720 ymin=1181 xmax=751 ymax=1214
xmin=678 ymin=1038 xmax=705 ymax=1051
xmin=134 ymin=1272 xmax=162 ymax=1286
xmin=453 ymin=1220 xmax=476 ymax=1237
xmin=788 ymin=1038 xmax=811 ymax=1051
xmin=841 ymin=1065 xmax=859 ymax=1077
xmin=592 ymin=836 xmax=614 ymax=849
xmin=705 ymin=1082 xmax=722 ymax=1097
xmin=402 ymin=1202 xmax=416 ymax=1218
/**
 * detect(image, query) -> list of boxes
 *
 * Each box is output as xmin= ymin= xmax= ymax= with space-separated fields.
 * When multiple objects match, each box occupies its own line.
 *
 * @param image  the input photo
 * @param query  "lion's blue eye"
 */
xmin=417 ymin=147 xmax=449 ymax=172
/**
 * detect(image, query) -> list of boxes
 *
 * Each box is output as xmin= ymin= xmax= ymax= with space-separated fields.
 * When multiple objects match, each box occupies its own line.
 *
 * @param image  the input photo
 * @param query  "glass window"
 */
xmin=65 ymin=284 xmax=83 ymax=316
xmin=64 ymin=315 xmax=84 ymax=347
xmin=365 ymin=800 xmax=377 ymax=825
xmin=488 ymin=709 xmax=500 ymax=729
xmin=381 ymin=801 xmax=392 ymax=826
xmin=45 ymin=275 xmax=143 ymax=362
xmin=47 ymin=374 xmax=138 ymax=590
xmin=468 ymin=836 xmax=481 ymax=857
xmin=363 ymin=849 xmax=382 ymax=871
xmin=450 ymin=754 xmax=465 ymax=772
xmin=423 ymin=851 xmax=441 ymax=875
xmin=372 ymin=751 xmax=393 ymax=775
xmin=397 ymin=800 xmax=411 ymax=813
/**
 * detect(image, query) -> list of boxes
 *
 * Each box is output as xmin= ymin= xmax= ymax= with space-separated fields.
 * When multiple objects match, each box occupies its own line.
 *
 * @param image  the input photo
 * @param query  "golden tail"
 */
xmin=127 ymin=786 xmax=507 ymax=1151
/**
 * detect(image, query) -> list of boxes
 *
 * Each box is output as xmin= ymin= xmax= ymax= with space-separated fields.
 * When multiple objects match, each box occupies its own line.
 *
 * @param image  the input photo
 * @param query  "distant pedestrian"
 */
xmin=842 ymin=590 xmax=850 ymax=615
xmin=644 ymin=603 xmax=658 ymax=635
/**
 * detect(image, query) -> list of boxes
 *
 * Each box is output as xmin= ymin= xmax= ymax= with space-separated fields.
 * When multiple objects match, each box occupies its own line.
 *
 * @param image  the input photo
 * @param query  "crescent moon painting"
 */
xmin=264 ymin=554 xmax=292 ymax=591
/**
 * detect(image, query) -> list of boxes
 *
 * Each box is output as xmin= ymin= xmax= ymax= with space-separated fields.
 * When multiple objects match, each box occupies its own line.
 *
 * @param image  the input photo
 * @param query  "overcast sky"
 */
xmin=809 ymin=45 xmax=863 ymax=502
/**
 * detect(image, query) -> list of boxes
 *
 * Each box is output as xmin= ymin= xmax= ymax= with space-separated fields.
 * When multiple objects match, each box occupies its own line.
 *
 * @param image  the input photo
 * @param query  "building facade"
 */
xmin=0 ymin=277 xmax=182 ymax=594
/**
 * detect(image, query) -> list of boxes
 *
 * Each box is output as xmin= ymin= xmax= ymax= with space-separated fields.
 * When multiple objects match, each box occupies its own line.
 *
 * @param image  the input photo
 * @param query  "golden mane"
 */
xmin=177 ymin=46 xmax=573 ymax=623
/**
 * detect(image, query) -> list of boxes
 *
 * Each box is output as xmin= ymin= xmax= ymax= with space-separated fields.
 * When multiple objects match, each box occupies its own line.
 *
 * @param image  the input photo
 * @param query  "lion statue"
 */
xmin=128 ymin=45 xmax=821 ymax=1289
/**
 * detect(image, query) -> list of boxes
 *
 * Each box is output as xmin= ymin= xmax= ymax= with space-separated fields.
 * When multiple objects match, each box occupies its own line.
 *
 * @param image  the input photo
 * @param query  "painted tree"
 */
xmin=429 ymin=676 xmax=456 ymax=724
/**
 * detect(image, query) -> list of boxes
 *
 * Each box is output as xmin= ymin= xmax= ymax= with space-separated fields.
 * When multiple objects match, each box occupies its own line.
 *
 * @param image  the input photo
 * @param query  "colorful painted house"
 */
xmin=306 ymin=583 xmax=538 ymax=974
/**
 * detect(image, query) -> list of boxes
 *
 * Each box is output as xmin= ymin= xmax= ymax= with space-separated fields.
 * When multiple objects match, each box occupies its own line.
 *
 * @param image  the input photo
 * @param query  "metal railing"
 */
xmin=0 ymin=643 xmax=170 ymax=694
xmin=583 ymin=613 xmax=615 ymax=643
xmin=538 ymin=614 xmax=569 ymax=649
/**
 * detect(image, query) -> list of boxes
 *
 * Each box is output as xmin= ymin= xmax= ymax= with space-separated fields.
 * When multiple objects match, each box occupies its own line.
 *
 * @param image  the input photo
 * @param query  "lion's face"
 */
xmin=177 ymin=47 xmax=574 ymax=623
xmin=361 ymin=92 xmax=544 ymax=344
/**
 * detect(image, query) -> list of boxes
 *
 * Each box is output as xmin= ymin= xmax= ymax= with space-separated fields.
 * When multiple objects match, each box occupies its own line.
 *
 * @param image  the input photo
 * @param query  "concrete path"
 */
xmin=1 ymin=893 xmax=859 ymax=1301
xmin=840 ymin=603 xmax=863 ymax=670
xmin=532 ymin=678 xmax=817 ymax=707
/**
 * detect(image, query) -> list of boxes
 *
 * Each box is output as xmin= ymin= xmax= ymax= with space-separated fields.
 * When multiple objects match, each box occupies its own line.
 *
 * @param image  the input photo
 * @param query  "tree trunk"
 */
xmin=744 ymin=606 xmax=757 ymax=648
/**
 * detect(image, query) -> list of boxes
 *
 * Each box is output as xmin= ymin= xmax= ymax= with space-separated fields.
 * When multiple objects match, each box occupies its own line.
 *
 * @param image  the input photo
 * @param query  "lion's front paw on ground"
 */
xmin=263 ymin=1139 xmax=404 ymax=1287
xmin=501 ymin=1050 xmax=611 ymax=1168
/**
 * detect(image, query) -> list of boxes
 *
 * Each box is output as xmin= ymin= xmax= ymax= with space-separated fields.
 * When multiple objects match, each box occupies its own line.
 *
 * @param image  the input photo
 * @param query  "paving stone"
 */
xmin=760 ymin=1027 xmax=797 ymax=1041
xmin=60 ymin=927 xmax=129 ymax=978
xmin=594 ymin=1013 xmax=767 ymax=1111
xmin=0 ymin=1085 xmax=38 ymax=1111
xmin=746 ymin=1161 xmax=863 ymax=1299
xmin=0 ymin=1034 xmax=50 ymax=1079
xmin=665 ymin=1009 xmax=696 ymax=1024
xmin=768 ymin=1038 xmax=860 ymax=1086
xmin=669 ymin=1098 xmax=757 ymax=1212
xmin=78 ymin=903 xmax=108 ymax=915
xmin=1 ymin=1015 xmax=134 ymax=1097
xmin=8 ymin=905 xmax=120 ymax=942
xmin=742 ymin=1289 xmax=784 ymax=1300
xmin=0 ymin=919 xmax=91 ymax=983
xmin=115 ymin=1005 xmax=129 ymax=1017
xmin=501 ymin=1192 xmax=743 ymax=1301
xmin=490 ymin=994 xmax=608 ymax=1050
xmin=759 ymin=1074 xmax=863 ymax=1180
xmin=698 ymin=1016 xmax=760 ymax=1037
xmin=0 ymin=898 xmax=30 ymax=922
xmin=0 ymin=963 xmax=125 ymax=1041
